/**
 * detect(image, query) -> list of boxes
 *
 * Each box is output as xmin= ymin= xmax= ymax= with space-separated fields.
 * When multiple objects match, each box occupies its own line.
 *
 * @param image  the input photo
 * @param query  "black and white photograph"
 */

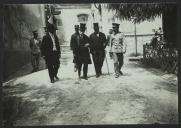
xmin=2 ymin=3 xmax=179 ymax=127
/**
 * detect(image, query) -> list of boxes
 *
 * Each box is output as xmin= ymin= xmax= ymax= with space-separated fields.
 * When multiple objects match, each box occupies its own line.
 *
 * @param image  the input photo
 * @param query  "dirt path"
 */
xmin=3 ymin=53 xmax=178 ymax=125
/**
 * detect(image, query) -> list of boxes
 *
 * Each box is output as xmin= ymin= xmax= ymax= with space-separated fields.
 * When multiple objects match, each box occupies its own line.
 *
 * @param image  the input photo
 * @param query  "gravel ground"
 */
xmin=3 ymin=52 xmax=178 ymax=125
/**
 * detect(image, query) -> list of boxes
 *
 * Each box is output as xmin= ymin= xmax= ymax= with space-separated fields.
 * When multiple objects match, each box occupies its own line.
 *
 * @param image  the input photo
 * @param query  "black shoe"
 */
xmin=119 ymin=71 xmax=123 ymax=75
xmin=55 ymin=76 xmax=59 ymax=80
xmin=51 ymin=79 xmax=55 ymax=83
xmin=96 ymin=74 xmax=100 ymax=78
xmin=83 ymin=76 xmax=88 ymax=80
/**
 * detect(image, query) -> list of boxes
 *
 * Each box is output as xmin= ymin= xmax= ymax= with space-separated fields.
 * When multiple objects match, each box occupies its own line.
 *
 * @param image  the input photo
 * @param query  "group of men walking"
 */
xmin=70 ymin=22 xmax=127 ymax=80
xmin=29 ymin=21 xmax=127 ymax=83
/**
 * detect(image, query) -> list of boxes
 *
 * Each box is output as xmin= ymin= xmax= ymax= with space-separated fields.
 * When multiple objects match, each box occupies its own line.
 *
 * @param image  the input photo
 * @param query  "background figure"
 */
xmin=150 ymin=31 xmax=159 ymax=49
xmin=109 ymin=23 xmax=127 ymax=78
xmin=89 ymin=23 xmax=107 ymax=77
xmin=29 ymin=30 xmax=41 ymax=72
xmin=77 ymin=23 xmax=92 ymax=80
xmin=70 ymin=25 xmax=80 ymax=73
xmin=41 ymin=23 xmax=61 ymax=83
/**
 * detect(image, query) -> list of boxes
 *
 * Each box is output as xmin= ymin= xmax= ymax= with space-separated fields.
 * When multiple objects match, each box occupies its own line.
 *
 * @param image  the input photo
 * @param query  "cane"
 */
xmin=105 ymin=51 xmax=110 ymax=75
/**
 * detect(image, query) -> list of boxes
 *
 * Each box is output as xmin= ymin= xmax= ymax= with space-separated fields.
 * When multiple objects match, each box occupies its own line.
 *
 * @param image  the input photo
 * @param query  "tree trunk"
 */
xmin=162 ymin=4 xmax=177 ymax=48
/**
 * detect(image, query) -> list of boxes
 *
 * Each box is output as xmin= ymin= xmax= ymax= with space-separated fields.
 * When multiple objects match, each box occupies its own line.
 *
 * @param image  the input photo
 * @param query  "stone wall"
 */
xmin=3 ymin=5 xmax=44 ymax=81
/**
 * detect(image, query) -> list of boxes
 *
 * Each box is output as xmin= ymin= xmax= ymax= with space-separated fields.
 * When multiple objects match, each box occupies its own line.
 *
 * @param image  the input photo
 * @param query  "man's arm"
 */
xmin=41 ymin=36 xmax=46 ymax=58
xmin=102 ymin=33 xmax=107 ymax=49
xmin=70 ymin=35 xmax=74 ymax=50
xmin=84 ymin=35 xmax=90 ymax=47
xmin=122 ymin=34 xmax=127 ymax=54
xmin=55 ymin=35 xmax=61 ymax=58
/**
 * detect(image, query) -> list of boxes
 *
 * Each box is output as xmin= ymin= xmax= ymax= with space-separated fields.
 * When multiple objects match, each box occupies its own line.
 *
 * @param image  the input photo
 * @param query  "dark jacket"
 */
xmin=41 ymin=33 xmax=61 ymax=57
xmin=70 ymin=33 xmax=80 ymax=55
xmin=70 ymin=33 xmax=91 ymax=64
xmin=89 ymin=32 xmax=107 ymax=53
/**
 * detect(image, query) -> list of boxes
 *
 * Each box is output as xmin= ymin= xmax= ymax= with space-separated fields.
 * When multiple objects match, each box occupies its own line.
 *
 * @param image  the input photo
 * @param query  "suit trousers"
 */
xmin=77 ymin=63 xmax=88 ymax=78
xmin=92 ymin=50 xmax=105 ymax=75
xmin=45 ymin=51 xmax=60 ymax=81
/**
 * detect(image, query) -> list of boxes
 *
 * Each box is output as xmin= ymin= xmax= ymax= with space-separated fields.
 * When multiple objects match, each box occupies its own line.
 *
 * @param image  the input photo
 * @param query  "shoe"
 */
xmin=55 ymin=76 xmax=59 ymax=80
xmin=96 ymin=74 xmax=100 ymax=78
xmin=83 ymin=76 xmax=88 ymax=80
xmin=119 ymin=70 xmax=123 ymax=75
xmin=51 ymin=79 xmax=55 ymax=83
xmin=114 ymin=74 xmax=119 ymax=78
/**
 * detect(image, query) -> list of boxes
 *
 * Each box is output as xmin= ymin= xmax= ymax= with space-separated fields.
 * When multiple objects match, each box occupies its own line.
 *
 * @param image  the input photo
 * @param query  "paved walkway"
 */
xmin=3 ymin=53 xmax=178 ymax=125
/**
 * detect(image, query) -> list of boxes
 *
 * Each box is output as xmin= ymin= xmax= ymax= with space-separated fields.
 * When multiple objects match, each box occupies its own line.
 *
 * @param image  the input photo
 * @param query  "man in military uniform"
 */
xmin=89 ymin=23 xmax=107 ymax=77
xmin=70 ymin=25 xmax=80 ymax=72
xmin=29 ymin=30 xmax=41 ymax=72
xmin=109 ymin=23 xmax=127 ymax=78
xmin=76 ymin=23 xmax=91 ymax=80
xmin=41 ymin=23 xmax=61 ymax=83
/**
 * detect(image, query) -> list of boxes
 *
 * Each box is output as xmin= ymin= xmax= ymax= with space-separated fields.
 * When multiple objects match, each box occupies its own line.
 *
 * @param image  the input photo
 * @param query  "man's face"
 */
xmin=80 ymin=27 xmax=85 ymax=33
xmin=112 ymin=25 xmax=119 ymax=33
xmin=94 ymin=26 xmax=99 ymax=33
xmin=75 ymin=28 xmax=79 ymax=33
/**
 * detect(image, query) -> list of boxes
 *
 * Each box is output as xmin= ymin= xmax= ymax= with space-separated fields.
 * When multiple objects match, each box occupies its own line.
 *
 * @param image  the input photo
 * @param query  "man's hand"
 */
xmin=109 ymin=52 xmax=113 ymax=58
xmin=84 ymin=43 xmax=89 ymax=47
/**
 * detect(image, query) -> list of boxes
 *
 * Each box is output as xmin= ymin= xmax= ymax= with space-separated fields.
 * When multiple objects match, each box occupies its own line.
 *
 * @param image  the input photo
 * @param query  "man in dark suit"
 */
xmin=76 ymin=23 xmax=91 ymax=80
xmin=89 ymin=23 xmax=107 ymax=77
xmin=41 ymin=23 xmax=61 ymax=83
xmin=29 ymin=30 xmax=41 ymax=72
xmin=70 ymin=25 xmax=80 ymax=73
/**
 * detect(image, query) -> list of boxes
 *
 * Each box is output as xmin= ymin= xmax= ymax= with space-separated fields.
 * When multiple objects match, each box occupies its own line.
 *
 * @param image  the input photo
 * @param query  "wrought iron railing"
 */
xmin=143 ymin=42 xmax=178 ymax=74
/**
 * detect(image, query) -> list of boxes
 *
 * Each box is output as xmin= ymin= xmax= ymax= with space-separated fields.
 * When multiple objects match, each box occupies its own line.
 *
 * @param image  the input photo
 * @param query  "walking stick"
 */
xmin=105 ymin=51 xmax=110 ymax=75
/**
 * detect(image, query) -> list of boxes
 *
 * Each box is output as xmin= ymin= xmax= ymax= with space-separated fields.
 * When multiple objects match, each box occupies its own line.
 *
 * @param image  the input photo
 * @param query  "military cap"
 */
xmin=112 ymin=23 xmax=120 ymax=27
xmin=93 ymin=22 xmax=99 ymax=27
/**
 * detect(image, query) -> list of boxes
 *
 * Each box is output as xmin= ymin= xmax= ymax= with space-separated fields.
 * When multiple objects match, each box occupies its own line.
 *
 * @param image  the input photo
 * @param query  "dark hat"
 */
xmin=93 ymin=22 xmax=99 ymax=27
xmin=112 ymin=23 xmax=120 ymax=27
xmin=33 ymin=30 xmax=38 ymax=34
xmin=74 ymin=25 xmax=79 ymax=29
xmin=80 ymin=23 xmax=86 ymax=29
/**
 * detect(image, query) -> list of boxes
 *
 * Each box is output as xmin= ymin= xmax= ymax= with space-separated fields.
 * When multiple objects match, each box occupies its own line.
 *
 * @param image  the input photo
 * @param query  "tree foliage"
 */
xmin=106 ymin=3 xmax=177 ymax=23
